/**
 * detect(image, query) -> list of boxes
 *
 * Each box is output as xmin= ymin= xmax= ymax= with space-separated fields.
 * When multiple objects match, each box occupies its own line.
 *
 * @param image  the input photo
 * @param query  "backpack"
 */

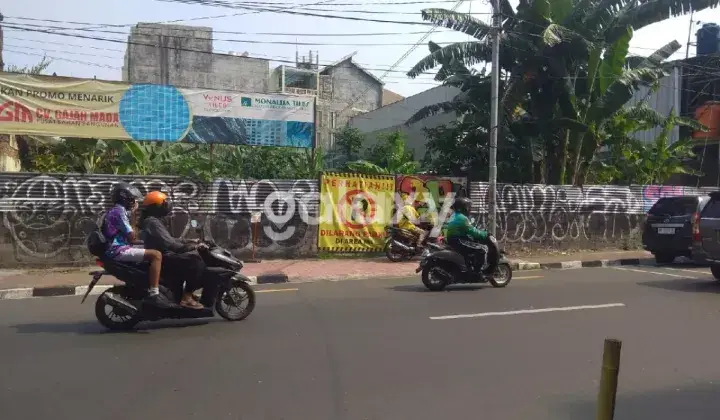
xmin=87 ymin=215 xmax=110 ymax=258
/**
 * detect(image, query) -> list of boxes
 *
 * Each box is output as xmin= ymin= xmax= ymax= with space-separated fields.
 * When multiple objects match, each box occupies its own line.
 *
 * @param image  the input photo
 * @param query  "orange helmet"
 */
xmin=142 ymin=191 xmax=172 ymax=217
xmin=143 ymin=191 xmax=167 ymax=207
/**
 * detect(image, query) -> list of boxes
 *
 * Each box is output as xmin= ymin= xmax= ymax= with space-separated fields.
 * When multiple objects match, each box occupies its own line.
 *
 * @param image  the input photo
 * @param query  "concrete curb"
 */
xmin=0 ymin=273 xmax=290 ymax=301
xmin=0 ymin=258 xmax=658 ymax=300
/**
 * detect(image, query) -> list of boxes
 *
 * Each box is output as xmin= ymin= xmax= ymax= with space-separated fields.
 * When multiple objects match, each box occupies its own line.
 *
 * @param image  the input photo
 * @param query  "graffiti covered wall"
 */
xmin=468 ymin=182 xmax=709 ymax=251
xmin=0 ymin=171 xmax=711 ymax=267
xmin=0 ymin=173 xmax=319 ymax=267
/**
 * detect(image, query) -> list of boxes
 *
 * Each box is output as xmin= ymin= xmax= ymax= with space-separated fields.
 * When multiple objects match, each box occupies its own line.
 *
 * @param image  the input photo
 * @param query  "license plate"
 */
xmin=657 ymin=228 xmax=675 ymax=235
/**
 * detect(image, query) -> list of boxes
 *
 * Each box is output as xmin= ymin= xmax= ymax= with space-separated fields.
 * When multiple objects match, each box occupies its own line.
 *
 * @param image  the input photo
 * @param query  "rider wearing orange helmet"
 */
xmin=139 ymin=191 xmax=206 ymax=309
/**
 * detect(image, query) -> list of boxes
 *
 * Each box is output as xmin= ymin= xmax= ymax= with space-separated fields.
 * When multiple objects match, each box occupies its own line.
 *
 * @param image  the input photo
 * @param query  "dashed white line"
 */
xmin=612 ymin=266 xmax=700 ymax=278
xmin=429 ymin=303 xmax=626 ymax=320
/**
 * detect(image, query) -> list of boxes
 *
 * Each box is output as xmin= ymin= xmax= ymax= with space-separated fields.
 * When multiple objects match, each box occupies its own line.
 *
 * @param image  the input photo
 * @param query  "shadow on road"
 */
xmin=558 ymin=382 xmax=720 ymax=420
xmin=389 ymin=284 xmax=484 ymax=293
xmin=10 ymin=319 xmax=212 ymax=335
xmin=637 ymin=278 xmax=720 ymax=294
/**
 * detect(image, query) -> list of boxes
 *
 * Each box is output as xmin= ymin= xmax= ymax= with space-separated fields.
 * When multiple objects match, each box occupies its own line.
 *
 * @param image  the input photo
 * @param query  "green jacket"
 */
xmin=445 ymin=212 xmax=487 ymax=241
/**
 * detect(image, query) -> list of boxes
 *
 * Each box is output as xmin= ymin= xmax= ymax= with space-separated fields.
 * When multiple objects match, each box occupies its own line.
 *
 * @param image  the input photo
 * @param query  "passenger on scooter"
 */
xmin=445 ymin=197 xmax=489 ymax=272
xmin=397 ymin=190 xmax=427 ymax=251
xmin=139 ymin=191 xmax=207 ymax=309
xmin=102 ymin=183 xmax=174 ymax=309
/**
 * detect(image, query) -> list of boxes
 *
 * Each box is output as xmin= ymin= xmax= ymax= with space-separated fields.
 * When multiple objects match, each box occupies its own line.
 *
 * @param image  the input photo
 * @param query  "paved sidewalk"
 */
xmin=0 ymin=250 xmax=659 ymax=300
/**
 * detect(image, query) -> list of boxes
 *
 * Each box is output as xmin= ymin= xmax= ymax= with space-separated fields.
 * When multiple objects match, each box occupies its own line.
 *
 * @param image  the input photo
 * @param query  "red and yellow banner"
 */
xmin=318 ymin=173 xmax=396 ymax=252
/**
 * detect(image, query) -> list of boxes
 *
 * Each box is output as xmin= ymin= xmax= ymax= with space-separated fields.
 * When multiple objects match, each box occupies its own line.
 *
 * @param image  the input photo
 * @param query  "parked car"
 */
xmin=642 ymin=195 xmax=710 ymax=264
xmin=692 ymin=192 xmax=720 ymax=278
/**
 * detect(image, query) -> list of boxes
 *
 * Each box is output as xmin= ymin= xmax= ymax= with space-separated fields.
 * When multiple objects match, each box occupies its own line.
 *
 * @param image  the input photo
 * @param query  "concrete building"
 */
xmin=122 ymin=26 xmax=385 ymax=150
xmin=122 ymin=23 xmax=270 ymax=92
xmin=349 ymin=85 xmax=461 ymax=160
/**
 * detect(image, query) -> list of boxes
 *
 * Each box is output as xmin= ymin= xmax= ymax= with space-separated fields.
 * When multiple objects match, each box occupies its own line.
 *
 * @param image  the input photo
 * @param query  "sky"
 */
xmin=3 ymin=0 xmax=720 ymax=98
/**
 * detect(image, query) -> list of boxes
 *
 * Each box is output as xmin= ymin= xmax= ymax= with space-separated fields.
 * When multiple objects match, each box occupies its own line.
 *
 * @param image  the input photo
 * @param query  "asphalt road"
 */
xmin=2 ymin=265 xmax=720 ymax=420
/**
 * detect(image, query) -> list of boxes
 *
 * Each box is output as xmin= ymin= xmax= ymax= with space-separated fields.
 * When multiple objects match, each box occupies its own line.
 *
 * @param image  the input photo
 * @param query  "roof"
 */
xmin=382 ymin=89 xmax=404 ymax=106
xmin=320 ymin=52 xmax=384 ymax=86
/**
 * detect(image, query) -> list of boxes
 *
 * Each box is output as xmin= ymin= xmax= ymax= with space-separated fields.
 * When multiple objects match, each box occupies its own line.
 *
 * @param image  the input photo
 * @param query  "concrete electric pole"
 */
xmin=487 ymin=0 xmax=501 ymax=236
xmin=0 ymin=11 xmax=5 ymax=72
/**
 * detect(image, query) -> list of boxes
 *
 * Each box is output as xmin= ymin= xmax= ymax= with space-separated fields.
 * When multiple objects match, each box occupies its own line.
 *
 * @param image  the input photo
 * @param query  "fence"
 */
xmin=0 ymin=172 xmax=710 ymax=267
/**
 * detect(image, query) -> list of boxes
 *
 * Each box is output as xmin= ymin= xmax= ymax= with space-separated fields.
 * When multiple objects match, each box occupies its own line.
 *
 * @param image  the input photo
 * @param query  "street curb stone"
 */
xmin=0 ymin=257 xmax=656 ymax=300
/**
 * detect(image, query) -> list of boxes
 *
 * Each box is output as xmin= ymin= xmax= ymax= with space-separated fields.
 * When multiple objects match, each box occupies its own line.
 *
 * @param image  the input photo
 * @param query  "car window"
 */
xmin=702 ymin=199 xmax=720 ymax=218
xmin=648 ymin=197 xmax=698 ymax=216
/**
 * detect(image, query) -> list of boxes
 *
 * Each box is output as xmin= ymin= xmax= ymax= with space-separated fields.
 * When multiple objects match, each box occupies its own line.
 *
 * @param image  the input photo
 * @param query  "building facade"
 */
xmin=123 ymin=23 xmax=270 ymax=93
xmin=123 ymin=26 xmax=385 ymax=150
xmin=349 ymin=85 xmax=461 ymax=160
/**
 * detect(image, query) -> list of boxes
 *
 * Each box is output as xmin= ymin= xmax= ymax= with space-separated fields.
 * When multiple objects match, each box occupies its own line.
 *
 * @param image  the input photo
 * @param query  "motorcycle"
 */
xmin=82 ymin=220 xmax=256 ymax=331
xmin=415 ymin=233 xmax=512 ymax=291
xmin=384 ymin=222 xmax=446 ymax=262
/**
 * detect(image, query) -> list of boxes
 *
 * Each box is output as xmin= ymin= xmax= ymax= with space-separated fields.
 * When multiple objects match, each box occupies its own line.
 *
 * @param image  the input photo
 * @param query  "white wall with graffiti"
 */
xmin=469 ymin=183 xmax=715 ymax=251
xmin=0 ymin=172 xmax=710 ymax=267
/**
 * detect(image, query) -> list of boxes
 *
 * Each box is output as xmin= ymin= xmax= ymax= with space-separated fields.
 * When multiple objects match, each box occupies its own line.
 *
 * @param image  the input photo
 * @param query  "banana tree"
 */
xmin=406 ymin=0 xmax=719 ymax=184
xmin=346 ymin=131 xmax=419 ymax=175
xmin=591 ymin=107 xmax=704 ymax=184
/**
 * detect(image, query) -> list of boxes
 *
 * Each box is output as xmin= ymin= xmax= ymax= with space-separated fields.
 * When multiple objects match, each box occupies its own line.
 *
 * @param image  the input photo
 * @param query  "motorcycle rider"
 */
xmin=445 ymin=197 xmax=489 ymax=272
xmin=138 ymin=191 xmax=207 ymax=309
xmin=102 ymin=183 xmax=174 ymax=309
xmin=396 ymin=189 xmax=427 ymax=251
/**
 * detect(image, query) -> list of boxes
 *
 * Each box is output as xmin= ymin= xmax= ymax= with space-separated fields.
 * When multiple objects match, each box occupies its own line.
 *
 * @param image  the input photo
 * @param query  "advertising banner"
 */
xmin=318 ymin=173 xmax=396 ymax=252
xmin=394 ymin=174 xmax=467 ymax=225
xmin=0 ymin=72 xmax=314 ymax=148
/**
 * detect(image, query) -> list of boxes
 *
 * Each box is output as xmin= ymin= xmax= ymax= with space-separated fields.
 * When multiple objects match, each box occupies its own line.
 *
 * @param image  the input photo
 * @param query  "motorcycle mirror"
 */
xmin=190 ymin=220 xmax=198 ymax=228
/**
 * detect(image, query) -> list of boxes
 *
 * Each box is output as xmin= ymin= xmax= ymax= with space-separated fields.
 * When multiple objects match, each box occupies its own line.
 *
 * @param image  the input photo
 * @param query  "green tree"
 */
xmin=346 ymin=131 xmax=419 ymax=174
xmin=590 ymin=108 xmax=704 ymax=184
xmin=334 ymin=125 xmax=365 ymax=163
xmin=406 ymin=0 xmax=718 ymax=185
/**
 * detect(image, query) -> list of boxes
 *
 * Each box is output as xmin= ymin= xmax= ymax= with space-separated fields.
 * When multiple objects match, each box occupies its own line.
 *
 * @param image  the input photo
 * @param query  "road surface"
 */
xmin=2 ymin=265 xmax=720 ymax=419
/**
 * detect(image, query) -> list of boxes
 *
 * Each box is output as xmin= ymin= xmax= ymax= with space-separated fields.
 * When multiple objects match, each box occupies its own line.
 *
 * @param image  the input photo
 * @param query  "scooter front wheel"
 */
xmin=215 ymin=279 xmax=256 ymax=321
xmin=488 ymin=263 xmax=512 ymax=288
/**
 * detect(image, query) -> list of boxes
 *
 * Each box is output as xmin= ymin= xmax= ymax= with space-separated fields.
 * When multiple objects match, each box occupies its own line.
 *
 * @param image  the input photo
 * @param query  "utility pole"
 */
xmin=0 ymin=11 xmax=5 ymax=72
xmin=488 ymin=0 xmax=501 ymax=236
xmin=685 ymin=11 xmax=695 ymax=59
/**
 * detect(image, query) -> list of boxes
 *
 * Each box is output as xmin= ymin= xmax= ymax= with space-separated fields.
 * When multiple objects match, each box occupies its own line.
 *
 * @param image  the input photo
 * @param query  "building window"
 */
xmin=331 ymin=112 xmax=337 ymax=129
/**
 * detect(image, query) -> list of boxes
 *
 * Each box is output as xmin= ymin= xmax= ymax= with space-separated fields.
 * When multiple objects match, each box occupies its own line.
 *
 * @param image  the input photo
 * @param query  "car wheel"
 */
xmin=711 ymin=265 xmax=720 ymax=281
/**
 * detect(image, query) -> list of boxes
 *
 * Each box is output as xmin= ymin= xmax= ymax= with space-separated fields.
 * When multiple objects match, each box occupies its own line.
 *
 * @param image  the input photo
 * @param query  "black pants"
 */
xmin=447 ymin=237 xmax=487 ymax=272
xmin=161 ymin=251 xmax=206 ymax=297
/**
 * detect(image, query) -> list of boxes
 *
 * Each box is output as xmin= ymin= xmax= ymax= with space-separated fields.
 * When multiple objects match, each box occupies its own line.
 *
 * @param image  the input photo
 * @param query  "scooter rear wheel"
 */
xmin=95 ymin=286 xmax=142 ymax=331
xmin=421 ymin=262 xmax=451 ymax=291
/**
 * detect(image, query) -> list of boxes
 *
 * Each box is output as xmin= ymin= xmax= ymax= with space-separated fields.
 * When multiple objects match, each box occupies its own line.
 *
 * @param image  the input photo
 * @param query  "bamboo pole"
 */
xmin=596 ymin=338 xmax=622 ymax=420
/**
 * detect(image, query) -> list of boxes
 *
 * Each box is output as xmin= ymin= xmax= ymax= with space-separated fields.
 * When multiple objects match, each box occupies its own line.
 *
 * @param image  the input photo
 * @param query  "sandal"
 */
xmin=180 ymin=297 xmax=204 ymax=309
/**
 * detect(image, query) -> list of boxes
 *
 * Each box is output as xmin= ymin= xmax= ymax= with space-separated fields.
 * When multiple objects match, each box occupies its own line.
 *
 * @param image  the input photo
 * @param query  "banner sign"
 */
xmin=0 ymin=73 xmax=314 ymax=148
xmin=318 ymin=173 xmax=396 ymax=252
xmin=394 ymin=175 xmax=467 ymax=225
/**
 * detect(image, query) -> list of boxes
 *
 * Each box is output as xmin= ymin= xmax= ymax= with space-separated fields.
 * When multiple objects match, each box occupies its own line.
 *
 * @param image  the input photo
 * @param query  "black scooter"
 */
xmin=82 ymin=220 xmax=256 ymax=331
xmin=384 ymin=223 xmax=445 ymax=262
xmin=415 ymin=233 xmax=512 ymax=291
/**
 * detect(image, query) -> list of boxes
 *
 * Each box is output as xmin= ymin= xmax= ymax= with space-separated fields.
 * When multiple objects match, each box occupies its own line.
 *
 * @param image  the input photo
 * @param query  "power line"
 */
xmin=4 ymin=48 xmax=443 ymax=85
xmin=338 ymin=0 xmax=468 ymax=116
xmin=2 ymin=35 xmax=438 ymax=74
xmin=5 ymin=22 xmax=465 ymax=46
xmin=6 ymin=35 xmax=438 ymax=73
xmin=149 ymin=0 xmax=436 ymax=25
xmin=5 ymin=16 xmax=441 ymax=36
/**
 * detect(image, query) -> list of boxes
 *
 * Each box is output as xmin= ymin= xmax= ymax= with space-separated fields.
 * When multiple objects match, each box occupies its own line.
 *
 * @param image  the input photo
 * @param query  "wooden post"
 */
xmin=596 ymin=338 xmax=622 ymax=420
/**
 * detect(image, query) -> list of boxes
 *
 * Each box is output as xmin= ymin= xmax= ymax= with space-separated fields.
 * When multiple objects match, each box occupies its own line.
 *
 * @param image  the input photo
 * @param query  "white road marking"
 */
xmin=429 ymin=303 xmax=625 ymax=320
xmin=612 ymin=266 xmax=699 ymax=278
xmin=661 ymin=266 xmax=710 ymax=275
